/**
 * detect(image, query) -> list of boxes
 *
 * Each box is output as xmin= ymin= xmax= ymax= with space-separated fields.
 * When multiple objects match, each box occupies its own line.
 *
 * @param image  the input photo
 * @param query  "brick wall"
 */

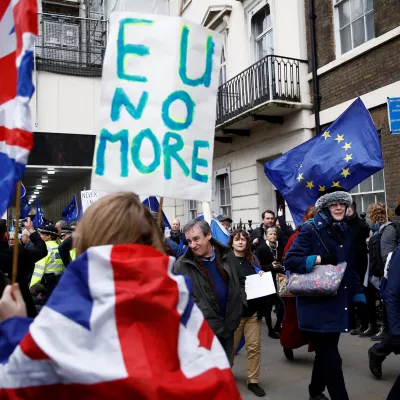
xmin=370 ymin=106 xmax=400 ymax=220
xmin=374 ymin=0 xmax=400 ymax=37
xmin=318 ymin=37 xmax=400 ymax=110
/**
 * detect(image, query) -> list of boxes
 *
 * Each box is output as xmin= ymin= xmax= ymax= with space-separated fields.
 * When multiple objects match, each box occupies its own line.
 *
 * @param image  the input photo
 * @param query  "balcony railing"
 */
xmin=216 ymin=55 xmax=303 ymax=126
xmin=35 ymin=13 xmax=107 ymax=77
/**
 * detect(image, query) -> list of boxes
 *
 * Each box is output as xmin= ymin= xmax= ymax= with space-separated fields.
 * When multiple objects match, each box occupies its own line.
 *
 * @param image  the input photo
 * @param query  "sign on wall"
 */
xmin=387 ymin=97 xmax=400 ymax=134
xmin=91 ymin=12 xmax=222 ymax=201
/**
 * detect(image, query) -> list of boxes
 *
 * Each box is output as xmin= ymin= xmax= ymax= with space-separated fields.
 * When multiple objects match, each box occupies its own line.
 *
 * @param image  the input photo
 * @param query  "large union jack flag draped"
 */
xmin=0 ymin=244 xmax=242 ymax=399
xmin=0 ymin=0 xmax=37 ymax=216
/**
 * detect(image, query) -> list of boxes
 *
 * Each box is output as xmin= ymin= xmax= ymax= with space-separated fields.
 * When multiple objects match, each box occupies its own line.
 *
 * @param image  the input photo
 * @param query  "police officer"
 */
xmin=30 ymin=225 xmax=65 ymax=295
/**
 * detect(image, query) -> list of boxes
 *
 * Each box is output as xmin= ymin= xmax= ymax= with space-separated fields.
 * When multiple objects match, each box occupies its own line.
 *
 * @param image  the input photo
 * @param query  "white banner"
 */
xmin=91 ymin=12 xmax=222 ymax=201
xmin=81 ymin=190 xmax=100 ymax=212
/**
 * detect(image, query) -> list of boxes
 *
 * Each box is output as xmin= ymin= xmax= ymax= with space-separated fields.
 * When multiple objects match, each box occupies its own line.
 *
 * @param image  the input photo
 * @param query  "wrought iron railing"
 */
xmin=216 ymin=55 xmax=303 ymax=126
xmin=35 ymin=13 xmax=107 ymax=77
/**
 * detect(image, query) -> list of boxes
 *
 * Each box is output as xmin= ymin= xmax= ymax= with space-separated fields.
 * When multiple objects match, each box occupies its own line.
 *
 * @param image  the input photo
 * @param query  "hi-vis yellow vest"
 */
xmin=70 ymin=248 xmax=76 ymax=261
xmin=30 ymin=241 xmax=65 ymax=287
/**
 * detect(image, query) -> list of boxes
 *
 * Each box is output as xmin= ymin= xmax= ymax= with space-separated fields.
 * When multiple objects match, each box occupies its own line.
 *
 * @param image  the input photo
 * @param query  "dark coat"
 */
xmin=284 ymin=211 xmax=364 ymax=333
xmin=173 ymin=239 xmax=247 ymax=338
xmin=386 ymin=246 xmax=400 ymax=337
xmin=59 ymin=235 xmax=73 ymax=267
xmin=250 ymin=223 xmax=287 ymax=250
xmin=346 ymin=213 xmax=369 ymax=278
xmin=381 ymin=223 xmax=400 ymax=264
xmin=0 ymin=232 xmax=48 ymax=318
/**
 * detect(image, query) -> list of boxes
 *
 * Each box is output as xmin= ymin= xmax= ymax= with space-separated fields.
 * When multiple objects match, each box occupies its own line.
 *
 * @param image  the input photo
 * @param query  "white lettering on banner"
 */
xmin=81 ymin=191 xmax=100 ymax=212
xmin=90 ymin=13 xmax=222 ymax=201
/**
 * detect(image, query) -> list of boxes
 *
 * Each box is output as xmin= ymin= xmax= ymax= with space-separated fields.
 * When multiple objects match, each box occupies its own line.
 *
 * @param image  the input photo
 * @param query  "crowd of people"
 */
xmin=0 ymin=187 xmax=399 ymax=399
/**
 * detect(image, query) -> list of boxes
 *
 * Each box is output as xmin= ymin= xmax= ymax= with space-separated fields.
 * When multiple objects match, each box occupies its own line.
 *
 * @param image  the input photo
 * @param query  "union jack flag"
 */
xmin=0 ymin=244 xmax=241 ymax=399
xmin=0 ymin=0 xmax=37 ymax=216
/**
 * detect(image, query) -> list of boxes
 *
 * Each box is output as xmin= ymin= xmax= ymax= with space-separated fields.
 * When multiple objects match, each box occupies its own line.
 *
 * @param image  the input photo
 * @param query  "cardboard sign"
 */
xmin=91 ymin=12 xmax=222 ymax=201
xmin=81 ymin=190 xmax=100 ymax=212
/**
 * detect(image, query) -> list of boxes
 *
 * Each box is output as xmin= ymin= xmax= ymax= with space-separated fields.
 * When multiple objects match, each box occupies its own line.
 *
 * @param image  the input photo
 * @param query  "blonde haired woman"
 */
xmin=0 ymin=193 xmax=241 ymax=399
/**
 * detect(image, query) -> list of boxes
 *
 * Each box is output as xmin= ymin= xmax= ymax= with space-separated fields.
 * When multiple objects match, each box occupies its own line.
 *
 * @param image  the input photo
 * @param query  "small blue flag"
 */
xmin=142 ymin=197 xmax=171 ymax=229
xmin=20 ymin=183 xmax=31 ymax=218
xmin=264 ymin=98 xmax=384 ymax=226
xmin=32 ymin=198 xmax=44 ymax=229
xmin=197 ymin=214 xmax=230 ymax=246
xmin=62 ymin=194 xmax=79 ymax=223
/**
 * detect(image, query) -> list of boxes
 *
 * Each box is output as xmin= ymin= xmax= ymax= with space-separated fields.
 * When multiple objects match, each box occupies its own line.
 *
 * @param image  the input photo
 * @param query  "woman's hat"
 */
xmin=315 ymin=186 xmax=352 ymax=209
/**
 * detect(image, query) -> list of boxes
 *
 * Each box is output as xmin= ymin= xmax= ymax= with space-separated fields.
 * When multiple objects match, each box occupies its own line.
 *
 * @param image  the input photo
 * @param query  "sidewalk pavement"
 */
xmin=233 ymin=323 xmax=398 ymax=400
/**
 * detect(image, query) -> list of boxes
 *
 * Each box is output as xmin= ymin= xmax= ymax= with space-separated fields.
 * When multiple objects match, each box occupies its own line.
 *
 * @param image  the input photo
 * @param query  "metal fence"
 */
xmin=35 ymin=13 xmax=107 ymax=77
xmin=216 ymin=55 xmax=303 ymax=126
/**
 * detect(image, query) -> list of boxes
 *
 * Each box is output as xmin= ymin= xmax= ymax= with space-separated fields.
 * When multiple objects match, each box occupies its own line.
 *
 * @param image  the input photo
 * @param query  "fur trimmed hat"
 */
xmin=315 ymin=187 xmax=352 ymax=210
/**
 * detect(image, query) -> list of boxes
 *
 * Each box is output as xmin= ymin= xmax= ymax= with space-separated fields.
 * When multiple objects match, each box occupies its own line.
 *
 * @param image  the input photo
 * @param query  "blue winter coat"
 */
xmin=284 ymin=211 xmax=364 ymax=333
xmin=386 ymin=246 xmax=400 ymax=336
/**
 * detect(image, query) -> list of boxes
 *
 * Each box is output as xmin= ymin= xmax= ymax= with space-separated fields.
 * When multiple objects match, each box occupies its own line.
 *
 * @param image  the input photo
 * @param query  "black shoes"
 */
xmin=268 ymin=330 xmax=280 ymax=339
xmin=309 ymin=394 xmax=329 ymax=400
xmin=350 ymin=326 xmax=366 ymax=335
xmin=368 ymin=348 xmax=383 ymax=379
xmin=371 ymin=326 xmax=388 ymax=342
xmin=359 ymin=324 xmax=378 ymax=337
xmin=283 ymin=348 xmax=294 ymax=361
xmin=248 ymin=383 xmax=266 ymax=397
xmin=274 ymin=324 xmax=282 ymax=333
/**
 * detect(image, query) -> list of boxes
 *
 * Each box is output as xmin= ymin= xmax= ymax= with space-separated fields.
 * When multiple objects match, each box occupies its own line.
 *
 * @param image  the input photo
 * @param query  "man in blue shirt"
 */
xmin=173 ymin=219 xmax=247 ymax=358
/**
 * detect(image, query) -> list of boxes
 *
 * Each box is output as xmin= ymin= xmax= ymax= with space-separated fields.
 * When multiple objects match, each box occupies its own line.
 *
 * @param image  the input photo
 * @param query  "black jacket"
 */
xmin=170 ymin=230 xmax=184 ymax=245
xmin=0 ymin=231 xmax=48 ymax=317
xmin=250 ymin=224 xmax=287 ymax=250
xmin=59 ymin=235 xmax=73 ymax=267
xmin=381 ymin=223 xmax=400 ymax=264
xmin=173 ymin=239 xmax=247 ymax=338
xmin=347 ymin=213 xmax=369 ymax=278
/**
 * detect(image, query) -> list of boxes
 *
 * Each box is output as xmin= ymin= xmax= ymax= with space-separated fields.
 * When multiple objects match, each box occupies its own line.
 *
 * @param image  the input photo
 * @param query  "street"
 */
xmin=233 ymin=322 xmax=398 ymax=400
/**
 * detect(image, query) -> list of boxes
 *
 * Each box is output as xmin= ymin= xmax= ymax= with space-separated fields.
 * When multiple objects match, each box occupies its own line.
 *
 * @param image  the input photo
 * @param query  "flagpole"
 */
xmin=382 ymin=168 xmax=389 ymax=221
xmin=158 ymin=197 xmax=164 ymax=227
xmin=12 ymin=181 xmax=21 ymax=284
xmin=179 ymin=0 xmax=184 ymax=16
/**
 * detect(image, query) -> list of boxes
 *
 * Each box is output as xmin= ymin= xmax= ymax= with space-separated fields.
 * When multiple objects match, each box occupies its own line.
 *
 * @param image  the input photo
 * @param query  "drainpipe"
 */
xmin=308 ymin=0 xmax=320 ymax=134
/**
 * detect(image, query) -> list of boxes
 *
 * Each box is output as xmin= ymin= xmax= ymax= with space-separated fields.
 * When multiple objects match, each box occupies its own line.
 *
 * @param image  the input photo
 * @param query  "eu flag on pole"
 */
xmin=32 ymin=198 xmax=44 ymax=228
xmin=62 ymin=194 xmax=79 ymax=223
xmin=142 ymin=197 xmax=171 ymax=228
xmin=0 ymin=0 xmax=37 ymax=216
xmin=265 ymin=98 xmax=384 ymax=226
xmin=20 ymin=183 xmax=31 ymax=218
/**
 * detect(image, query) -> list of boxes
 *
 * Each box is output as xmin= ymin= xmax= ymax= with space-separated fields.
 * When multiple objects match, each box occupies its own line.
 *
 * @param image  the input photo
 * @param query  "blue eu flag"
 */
xmin=142 ymin=197 xmax=171 ymax=229
xmin=20 ymin=183 xmax=31 ymax=218
xmin=265 ymin=98 xmax=383 ymax=226
xmin=32 ymin=198 xmax=44 ymax=229
xmin=62 ymin=194 xmax=79 ymax=223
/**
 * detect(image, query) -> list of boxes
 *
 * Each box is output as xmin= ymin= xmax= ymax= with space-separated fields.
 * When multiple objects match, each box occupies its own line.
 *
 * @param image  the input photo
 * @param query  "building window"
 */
xmin=252 ymin=4 xmax=274 ymax=61
xmin=219 ymin=46 xmax=227 ymax=86
xmin=217 ymin=173 xmax=232 ymax=217
xmin=189 ymin=200 xmax=197 ymax=220
xmin=350 ymin=170 xmax=385 ymax=218
xmin=335 ymin=0 xmax=374 ymax=55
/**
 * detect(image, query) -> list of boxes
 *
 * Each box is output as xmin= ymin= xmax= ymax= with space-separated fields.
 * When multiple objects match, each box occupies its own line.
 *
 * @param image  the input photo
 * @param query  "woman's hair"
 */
xmin=74 ymin=192 xmax=166 ymax=256
xmin=368 ymin=203 xmax=392 ymax=224
xmin=228 ymin=228 xmax=259 ymax=266
xmin=302 ymin=206 xmax=317 ymax=222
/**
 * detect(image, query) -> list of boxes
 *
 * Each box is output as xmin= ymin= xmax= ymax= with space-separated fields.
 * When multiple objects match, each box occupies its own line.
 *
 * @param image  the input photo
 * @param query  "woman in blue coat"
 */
xmin=284 ymin=187 xmax=365 ymax=400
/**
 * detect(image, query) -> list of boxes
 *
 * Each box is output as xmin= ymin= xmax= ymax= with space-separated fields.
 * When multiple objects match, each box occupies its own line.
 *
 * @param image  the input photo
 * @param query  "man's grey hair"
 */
xmin=22 ymin=229 xmax=31 ymax=237
xmin=56 ymin=220 xmax=69 ymax=229
xmin=183 ymin=218 xmax=211 ymax=236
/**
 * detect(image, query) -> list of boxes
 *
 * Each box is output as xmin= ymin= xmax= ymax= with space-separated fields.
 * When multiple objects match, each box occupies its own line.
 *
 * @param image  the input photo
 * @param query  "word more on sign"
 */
xmin=91 ymin=13 xmax=222 ymax=201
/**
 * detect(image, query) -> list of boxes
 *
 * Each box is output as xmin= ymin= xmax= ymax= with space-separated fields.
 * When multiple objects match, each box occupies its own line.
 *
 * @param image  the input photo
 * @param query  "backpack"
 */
xmin=369 ymin=222 xmax=400 ymax=278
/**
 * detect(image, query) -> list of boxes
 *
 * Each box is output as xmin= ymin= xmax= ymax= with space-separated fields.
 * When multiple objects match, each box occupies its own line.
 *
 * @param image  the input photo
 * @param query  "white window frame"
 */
xmin=333 ymin=0 xmax=375 ymax=57
xmin=247 ymin=0 xmax=275 ymax=63
xmin=349 ymin=170 xmax=385 ymax=218
xmin=214 ymin=166 xmax=232 ymax=217
xmin=184 ymin=200 xmax=198 ymax=222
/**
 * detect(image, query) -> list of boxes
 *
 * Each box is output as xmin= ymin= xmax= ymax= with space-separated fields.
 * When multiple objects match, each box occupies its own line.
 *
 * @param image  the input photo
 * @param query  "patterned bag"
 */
xmin=287 ymin=262 xmax=347 ymax=296
xmin=276 ymin=273 xmax=294 ymax=297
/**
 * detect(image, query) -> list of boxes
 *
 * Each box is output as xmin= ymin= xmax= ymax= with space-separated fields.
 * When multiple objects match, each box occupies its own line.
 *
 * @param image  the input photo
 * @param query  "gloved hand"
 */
xmin=320 ymin=253 xmax=338 ymax=266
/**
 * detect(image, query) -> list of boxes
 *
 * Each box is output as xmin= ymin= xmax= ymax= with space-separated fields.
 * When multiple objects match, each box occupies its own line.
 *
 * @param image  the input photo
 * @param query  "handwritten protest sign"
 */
xmin=91 ymin=12 xmax=222 ymax=201
xmin=81 ymin=190 xmax=100 ymax=212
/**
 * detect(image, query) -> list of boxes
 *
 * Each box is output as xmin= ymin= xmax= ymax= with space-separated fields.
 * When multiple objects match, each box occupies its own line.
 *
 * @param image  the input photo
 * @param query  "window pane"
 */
xmin=363 ymin=193 xmax=375 ymax=212
xmin=366 ymin=11 xmax=375 ymax=40
xmin=253 ymin=11 xmax=266 ymax=37
xmin=338 ymin=1 xmax=350 ymax=28
xmin=364 ymin=0 xmax=373 ymax=12
xmin=376 ymin=192 xmax=385 ymax=205
xmin=340 ymin=26 xmax=352 ymax=54
xmin=350 ymin=184 xmax=359 ymax=194
xmin=373 ymin=170 xmax=384 ymax=191
xmin=226 ymin=187 xmax=231 ymax=205
xmin=351 ymin=0 xmax=364 ymax=20
xmin=360 ymin=176 xmax=372 ymax=192
xmin=352 ymin=17 xmax=366 ymax=48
